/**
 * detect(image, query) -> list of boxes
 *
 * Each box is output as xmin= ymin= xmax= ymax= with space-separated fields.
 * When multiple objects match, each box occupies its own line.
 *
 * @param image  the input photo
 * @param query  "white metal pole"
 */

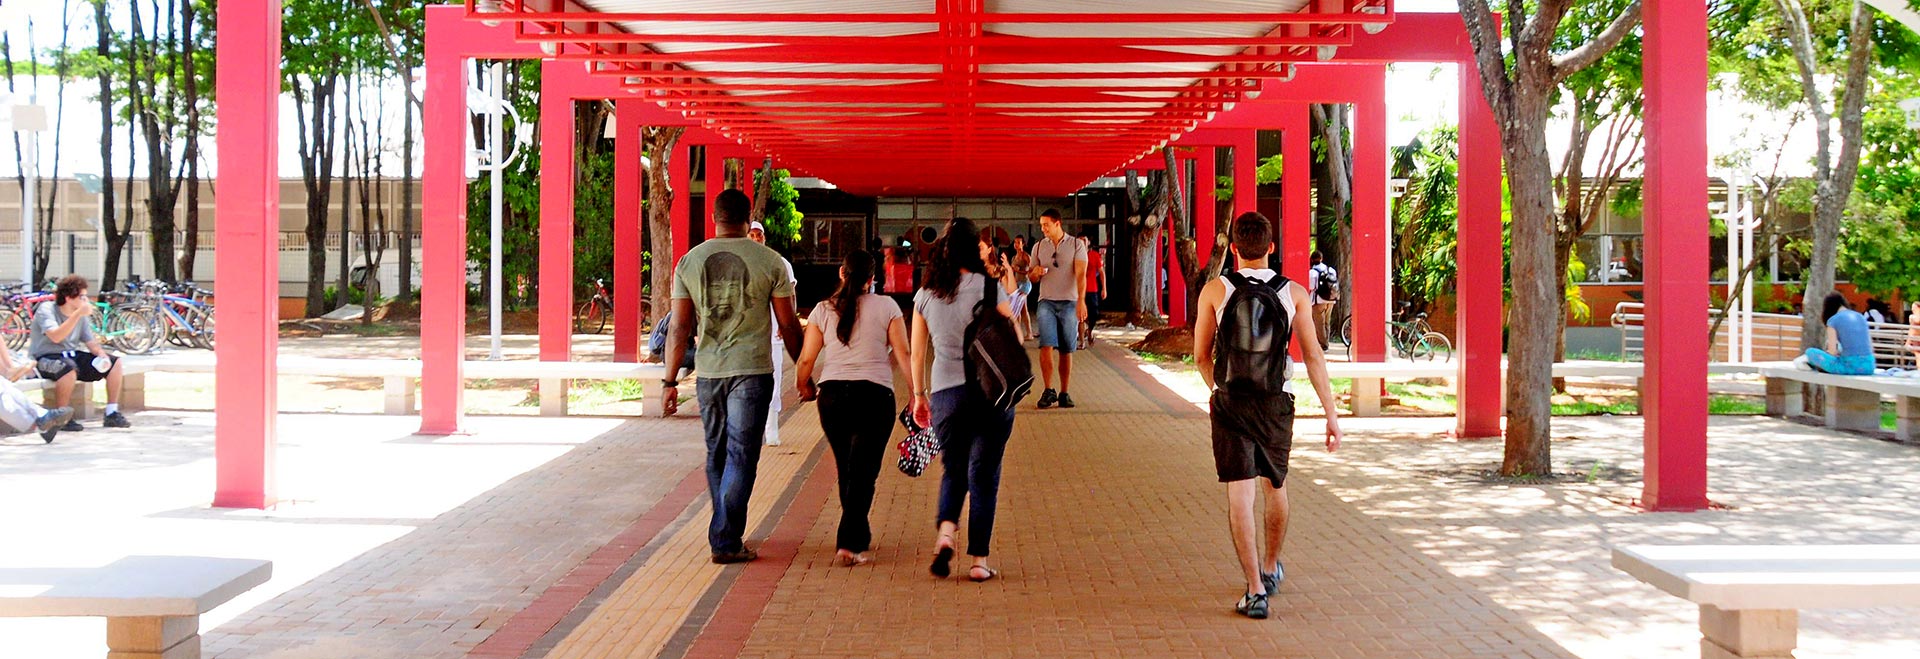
xmin=1724 ymin=182 xmax=1738 ymax=362
xmin=1741 ymin=194 xmax=1756 ymax=363
xmin=21 ymin=130 xmax=36 ymax=286
xmin=488 ymin=62 xmax=505 ymax=361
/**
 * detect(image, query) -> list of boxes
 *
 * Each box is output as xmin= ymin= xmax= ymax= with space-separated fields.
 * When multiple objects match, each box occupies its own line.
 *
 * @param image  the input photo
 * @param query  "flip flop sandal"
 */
xmin=968 ymin=566 xmax=998 ymax=582
xmin=930 ymin=544 xmax=954 ymax=578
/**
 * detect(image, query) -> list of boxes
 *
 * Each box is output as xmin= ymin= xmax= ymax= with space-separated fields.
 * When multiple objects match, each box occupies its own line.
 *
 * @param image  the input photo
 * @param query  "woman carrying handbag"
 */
xmin=910 ymin=217 xmax=1020 ymax=583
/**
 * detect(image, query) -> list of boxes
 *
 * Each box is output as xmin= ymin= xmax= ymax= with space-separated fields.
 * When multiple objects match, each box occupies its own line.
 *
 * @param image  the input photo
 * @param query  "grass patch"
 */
xmin=1552 ymin=399 xmax=1639 ymax=416
xmin=569 ymin=378 xmax=647 ymax=406
xmin=1566 ymin=350 xmax=1634 ymax=362
xmin=1708 ymin=395 xmax=1765 ymax=415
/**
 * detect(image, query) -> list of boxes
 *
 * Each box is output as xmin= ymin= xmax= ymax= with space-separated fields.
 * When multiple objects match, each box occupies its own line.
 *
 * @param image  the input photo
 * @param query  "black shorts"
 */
xmin=1210 ymin=390 xmax=1295 ymax=485
xmin=35 ymin=353 xmax=117 ymax=383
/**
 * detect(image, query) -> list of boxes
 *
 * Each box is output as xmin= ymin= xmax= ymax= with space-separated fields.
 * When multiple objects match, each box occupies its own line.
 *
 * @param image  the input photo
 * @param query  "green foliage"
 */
xmin=1255 ymin=153 xmax=1285 ymax=186
xmin=1566 ymin=253 xmax=1592 ymax=323
xmin=763 ymin=169 xmax=805 ymax=252
xmin=574 ymin=146 xmax=617 ymax=291
xmin=467 ymin=60 xmax=543 ymax=309
xmin=1392 ymin=127 xmax=1460 ymax=308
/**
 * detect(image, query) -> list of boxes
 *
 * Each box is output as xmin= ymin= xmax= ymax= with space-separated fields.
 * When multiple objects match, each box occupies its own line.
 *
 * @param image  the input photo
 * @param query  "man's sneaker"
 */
xmin=1057 ymin=392 xmax=1076 ymax=409
xmin=1037 ymin=389 xmax=1058 ymax=409
xmin=60 ymin=420 xmax=84 ymax=433
xmin=103 ymin=412 xmax=131 ymax=429
xmin=711 ymin=548 xmax=759 ymax=565
xmin=35 ymin=406 xmax=73 ymax=444
xmin=1235 ymin=592 xmax=1270 ymax=619
xmin=1261 ymin=560 xmax=1285 ymax=597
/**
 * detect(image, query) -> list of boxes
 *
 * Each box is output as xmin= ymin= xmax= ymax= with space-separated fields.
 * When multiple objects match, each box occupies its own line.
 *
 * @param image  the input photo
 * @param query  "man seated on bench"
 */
xmin=30 ymin=275 xmax=131 ymax=430
xmin=1796 ymin=291 xmax=1874 ymax=376
xmin=0 ymin=350 xmax=73 ymax=443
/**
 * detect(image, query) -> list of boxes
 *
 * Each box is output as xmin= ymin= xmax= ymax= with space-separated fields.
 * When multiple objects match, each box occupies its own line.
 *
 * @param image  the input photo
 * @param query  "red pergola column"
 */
xmin=1641 ymin=0 xmax=1711 ymax=511
xmin=538 ymin=60 xmax=577 ymax=363
xmin=1232 ymin=130 xmax=1258 ymax=217
xmin=1279 ymin=105 xmax=1311 ymax=286
xmin=1195 ymin=146 xmax=1217 ymax=277
xmin=1455 ymin=68 xmax=1505 ymax=438
xmin=212 ymin=0 xmax=281 ymax=509
xmin=672 ymin=139 xmax=692 ymax=261
xmin=1350 ymin=68 xmax=1389 ymax=362
xmin=613 ymin=100 xmax=644 ymax=362
xmin=1167 ymin=152 xmax=1190 ymax=326
xmin=420 ymin=15 xmax=470 ymax=435
xmin=705 ymin=148 xmax=726 ymax=230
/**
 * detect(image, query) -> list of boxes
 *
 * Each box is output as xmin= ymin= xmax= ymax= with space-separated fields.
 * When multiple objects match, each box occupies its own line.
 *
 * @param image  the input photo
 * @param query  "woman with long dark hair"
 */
xmin=909 ymin=217 xmax=1017 ymax=582
xmin=795 ymin=250 xmax=909 ymax=566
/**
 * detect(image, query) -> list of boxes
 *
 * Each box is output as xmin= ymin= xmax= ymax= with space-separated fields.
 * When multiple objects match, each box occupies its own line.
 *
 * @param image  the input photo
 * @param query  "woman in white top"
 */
xmin=795 ymin=250 xmax=909 ymax=566
xmin=910 ymin=217 xmax=1016 ymax=583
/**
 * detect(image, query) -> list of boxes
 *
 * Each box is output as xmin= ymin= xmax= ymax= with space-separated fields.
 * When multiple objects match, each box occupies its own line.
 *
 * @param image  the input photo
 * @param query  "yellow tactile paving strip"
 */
xmin=542 ymin=402 xmax=827 ymax=659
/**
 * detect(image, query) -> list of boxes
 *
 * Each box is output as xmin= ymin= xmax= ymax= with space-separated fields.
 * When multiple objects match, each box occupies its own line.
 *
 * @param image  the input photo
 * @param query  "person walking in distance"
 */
xmin=1080 ymin=232 xmax=1105 ymax=345
xmin=794 ymin=250 xmax=910 ymax=566
xmin=911 ymin=217 xmax=1017 ymax=582
xmin=660 ymin=189 xmax=804 ymax=564
xmin=1193 ymin=212 xmax=1343 ymax=619
xmin=1026 ymin=209 xmax=1087 ymax=409
xmin=1308 ymin=251 xmax=1339 ymax=351
xmin=749 ymin=220 xmax=799 ymax=447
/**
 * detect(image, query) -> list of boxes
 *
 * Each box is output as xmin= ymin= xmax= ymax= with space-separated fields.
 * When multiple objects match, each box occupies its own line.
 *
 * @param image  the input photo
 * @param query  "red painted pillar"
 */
xmin=1455 ymin=68 xmax=1505 ymax=438
xmin=1280 ymin=105 xmax=1311 ymax=287
xmin=212 ymin=0 xmax=280 ymax=509
xmin=1232 ymin=131 xmax=1258 ymax=217
xmin=613 ymin=100 xmax=643 ymax=362
xmin=1167 ymin=153 xmax=1193 ymax=326
xmin=1641 ymin=0 xmax=1711 ymax=511
xmin=1350 ymin=66 xmax=1390 ymax=362
xmin=419 ymin=10 xmax=469 ymax=435
xmin=538 ymin=61 xmax=575 ymax=363
xmin=671 ymin=140 xmax=692 ymax=261
xmin=705 ymin=148 xmax=726 ymax=231
xmin=1195 ymin=146 xmax=1217 ymax=276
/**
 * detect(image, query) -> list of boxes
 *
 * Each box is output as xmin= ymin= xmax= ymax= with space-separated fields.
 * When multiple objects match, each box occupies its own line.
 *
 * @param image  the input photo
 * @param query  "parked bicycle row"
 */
xmin=0 ymin=276 xmax=215 ymax=355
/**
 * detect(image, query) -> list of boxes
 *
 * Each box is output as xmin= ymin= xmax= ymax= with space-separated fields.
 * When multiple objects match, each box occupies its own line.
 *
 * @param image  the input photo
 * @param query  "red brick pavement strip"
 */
xmin=678 ymin=447 xmax=837 ymax=659
xmin=466 ymin=467 xmax=710 ymax=659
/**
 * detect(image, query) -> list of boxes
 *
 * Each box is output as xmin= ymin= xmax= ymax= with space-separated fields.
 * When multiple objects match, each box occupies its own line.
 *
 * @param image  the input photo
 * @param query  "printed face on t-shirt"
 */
xmin=704 ymin=252 xmax=749 ymax=340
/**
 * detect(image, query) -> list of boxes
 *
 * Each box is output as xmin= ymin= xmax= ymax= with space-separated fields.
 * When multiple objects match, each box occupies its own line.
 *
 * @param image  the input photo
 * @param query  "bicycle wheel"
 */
xmin=1408 ymin=333 xmax=1437 ymax=361
xmin=187 ymin=305 xmax=216 ymax=350
xmin=111 ymin=307 xmax=165 ymax=355
xmin=1422 ymin=332 xmax=1454 ymax=363
xmin=0 ymin=306 xmax=26 ymax=352
xmin=1338 ymin=316 xmax=1353 ymax=347
xmin=576 ymin=299 xmax=608 ymax=334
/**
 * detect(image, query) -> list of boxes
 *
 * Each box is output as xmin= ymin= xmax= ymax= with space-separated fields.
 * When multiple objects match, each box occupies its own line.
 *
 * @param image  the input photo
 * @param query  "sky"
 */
xmin=1 ymin=1 xmax=1817 ymax=182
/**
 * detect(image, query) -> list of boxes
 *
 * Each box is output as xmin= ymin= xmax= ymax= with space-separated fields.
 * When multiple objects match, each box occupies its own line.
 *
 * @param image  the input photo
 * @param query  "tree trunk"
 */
xmin=1128 ymin=170 xmax=1164 ymax=325
xmin=178 ymin=0 xmax=201 ymax=282
xmin=646 ymin=126 xmax=687 ymax=326
xmin=400 ymin=94 xmax=416 ymax=301
xmin=749 ymin=157 xmax=774 ymax=222
xmin=297 ymin=73 xmax=342 ymax=317
xmin=95 ymin=0 xmax=121 ymax=289
xmin=1502 ymin=102 xmax=1560 ymax=478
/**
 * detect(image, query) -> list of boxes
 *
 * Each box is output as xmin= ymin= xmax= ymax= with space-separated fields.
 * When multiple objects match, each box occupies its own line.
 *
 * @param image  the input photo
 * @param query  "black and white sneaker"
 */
xmin=1261 ymin=559 xmax=1285 ymax=597
xmin=1057 ymin=392 xmax=1076 ymax=409
xmin=104 ymin=412 xmax=131 ymax=429
xmin=1037 ymin=389 xmax=1058 ymax=409
xmin=35 ymin=406 xmax=73 ymax=444
xmin=60 ymin=420 xmax=84 ymax=433
xmin=1235 ymin=592 xmax=1270 ymax=619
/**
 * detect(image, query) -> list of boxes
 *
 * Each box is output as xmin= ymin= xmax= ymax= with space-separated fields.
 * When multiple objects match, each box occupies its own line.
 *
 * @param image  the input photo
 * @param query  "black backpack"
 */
xmin=1213 ymin=272 xmax=1293 ymax=395
xmin=963 ymin=274 xmax=1034 ymax=412
xmin=1313 ymin=265 xmax=1339 ymax=301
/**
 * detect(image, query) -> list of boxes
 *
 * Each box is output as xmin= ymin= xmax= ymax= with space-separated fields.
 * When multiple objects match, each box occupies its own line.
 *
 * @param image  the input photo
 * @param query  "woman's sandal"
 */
xmin=930 ymin=535 xmax=955 ymax=578
xmin=837 ymin=550 xmax=872 ymax=567
xmin=967 ymin=565 xmax=998 ymax=583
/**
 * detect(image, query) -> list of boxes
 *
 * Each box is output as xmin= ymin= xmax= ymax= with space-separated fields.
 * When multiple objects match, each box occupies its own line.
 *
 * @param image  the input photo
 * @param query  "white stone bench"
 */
xmin=1755 ymin=364 xmax=1919 ymax=441
xmin=1314 ymin=360 xmax=1757 ymax=416
xmin=116 ymin=353 xmax=667 ymax=417
xmin=1611 ymin=544 xmax=1920 ymax=659
xmin=0 ymin=555 xmax=271 ymax=659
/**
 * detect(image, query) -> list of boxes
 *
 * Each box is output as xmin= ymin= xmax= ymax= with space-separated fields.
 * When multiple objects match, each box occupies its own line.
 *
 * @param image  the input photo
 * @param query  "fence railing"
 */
xmin=1612 ymin=301 xmax=1919 ymax=367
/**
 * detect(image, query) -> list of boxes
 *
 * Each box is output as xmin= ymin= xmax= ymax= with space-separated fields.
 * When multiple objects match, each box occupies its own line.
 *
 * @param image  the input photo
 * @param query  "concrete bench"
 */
xmin=1755 ymin=364 xmax=1919 ymax=440
xmin=117 ymin=353 xmax=667 ymax=417
xmin=1317 ymin=360 xmax=1757 ymax=416
xmin=0 ymin=555 xmax=271 ymax=659
xmin=1611 ymin=544 xmax=1920 ymax=659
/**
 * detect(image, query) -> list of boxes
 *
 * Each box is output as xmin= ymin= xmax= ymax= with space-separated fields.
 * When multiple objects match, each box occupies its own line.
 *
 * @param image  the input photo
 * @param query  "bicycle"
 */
xmin=576 ymin=278 xmax=612 ymax=334
xmin=122 ymin=278 xmax=215 ymax=351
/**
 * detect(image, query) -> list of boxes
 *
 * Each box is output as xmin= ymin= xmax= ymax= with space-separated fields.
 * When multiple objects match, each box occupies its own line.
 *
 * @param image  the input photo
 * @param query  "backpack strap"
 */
xmin=975 ymin=271 xmax=998 ymax=316
xmin=1223 ymin=271 xmax=1253 ymax=289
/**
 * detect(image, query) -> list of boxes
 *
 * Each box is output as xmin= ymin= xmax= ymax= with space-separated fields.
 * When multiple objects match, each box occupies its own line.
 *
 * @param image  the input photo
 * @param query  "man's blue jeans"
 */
xmin=697 ymin=373 xmax=774 ymax=554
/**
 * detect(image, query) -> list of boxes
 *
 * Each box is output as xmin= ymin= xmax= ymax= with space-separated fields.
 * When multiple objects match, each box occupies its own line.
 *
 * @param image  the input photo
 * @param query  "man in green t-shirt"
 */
xmin=662 ymin=189 xmax=803 ymax=564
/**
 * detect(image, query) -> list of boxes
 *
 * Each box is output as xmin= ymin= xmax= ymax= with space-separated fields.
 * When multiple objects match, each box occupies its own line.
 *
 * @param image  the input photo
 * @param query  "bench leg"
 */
xmin=1824 ymin=386 xmax=1881 ymax=433
xmin=1351 ymin=378 xmax=1381 ymax=417
xmin=1898 ymin=396 xmax=1918 ymax=442
xmin=383 ymin=376 xmax=416 ymax=415
xmin=122 ymin=372 xmax=146 ymax=412
xmin=107 ymin=615 xmax=199 ymax=659
xmin=640 ymin=378 xmax=661 ymax=418
xmin=1764 ymin=377 xmax=1802 ymax=417
xmin=73 ymin=382 xmax=95 ymax=420
xmin=540 ymin=378 xmax=569 ymax=417
xmin=1699 ymin=605 xmax=1796 ymax=659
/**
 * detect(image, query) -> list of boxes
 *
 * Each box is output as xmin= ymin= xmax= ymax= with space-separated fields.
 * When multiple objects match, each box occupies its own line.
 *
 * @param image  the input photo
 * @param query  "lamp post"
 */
xmin=77 ymin=173 xmax=105 ymax=282
xmin=8 ymin=100 xmax=50 ymax=286
xmin=468 ymin=63 xmax=530 ymax=360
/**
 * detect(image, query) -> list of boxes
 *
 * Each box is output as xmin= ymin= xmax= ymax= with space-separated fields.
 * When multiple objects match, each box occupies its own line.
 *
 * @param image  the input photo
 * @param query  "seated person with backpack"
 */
xmin=648 ymin=310 xmax=695 ymax=379
xmin=1193 ymin=212 xmax=1343 ymax=620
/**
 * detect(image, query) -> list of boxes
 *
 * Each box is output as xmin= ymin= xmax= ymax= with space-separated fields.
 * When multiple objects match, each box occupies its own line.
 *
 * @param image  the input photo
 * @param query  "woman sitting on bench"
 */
xmin=1797 ymin=292 xmax=1875 ymax=376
